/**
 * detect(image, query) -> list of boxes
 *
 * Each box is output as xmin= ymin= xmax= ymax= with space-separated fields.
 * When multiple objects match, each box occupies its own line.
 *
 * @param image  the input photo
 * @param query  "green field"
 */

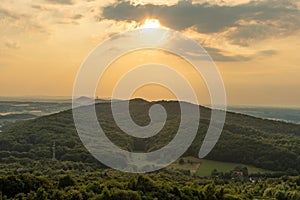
xmin=169 ymin=157 xmax=272 ymax=177
xmin=196 ymin=159 xmax=272 ymax=177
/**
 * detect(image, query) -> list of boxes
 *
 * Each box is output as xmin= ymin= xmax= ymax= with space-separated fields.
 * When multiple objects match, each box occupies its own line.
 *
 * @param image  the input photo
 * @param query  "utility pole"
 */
xmin=52 ymin=141 xmax=56 ymax=160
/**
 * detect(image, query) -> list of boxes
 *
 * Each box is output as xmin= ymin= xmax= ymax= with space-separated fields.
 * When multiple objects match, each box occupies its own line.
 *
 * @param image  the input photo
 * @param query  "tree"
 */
xmin=211 ymin=169 xmax=219 ymax=178
xmin=203 ymin=183 xmax=216 ymax=200
xmin=275 ymin=190 xmax=286 ymax=200
xmin=86 ymin=182 xmax=102 ymax=194
xmin=100 ymin=187 xmax=111 ymax=200
xmin=179 ymin=158 xmax=185 ymax=165
xmin=110 ymin=189 xmax=141 ymax=200
xmin=67 ymin=189 xmax=83 ymax=200
xmin=37 ymin=187 xmax=48 ymax=200
xmin=296 ymin=177 xmax=300 ymax=186
xmin=58 ymin=175 xmax=75 ymax=188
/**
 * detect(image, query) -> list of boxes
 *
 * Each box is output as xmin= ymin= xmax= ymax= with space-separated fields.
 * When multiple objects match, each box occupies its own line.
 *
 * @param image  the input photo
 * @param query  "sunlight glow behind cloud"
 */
xmin=140 ymin=19 xmax=161 ymax=28
xmin=0 ymin=0 xmax=299 ymax=107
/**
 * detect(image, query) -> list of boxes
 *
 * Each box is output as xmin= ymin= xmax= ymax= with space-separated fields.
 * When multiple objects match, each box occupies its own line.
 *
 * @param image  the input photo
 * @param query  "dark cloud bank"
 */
xmin=101 ymin=0 xmax=300 ymax=61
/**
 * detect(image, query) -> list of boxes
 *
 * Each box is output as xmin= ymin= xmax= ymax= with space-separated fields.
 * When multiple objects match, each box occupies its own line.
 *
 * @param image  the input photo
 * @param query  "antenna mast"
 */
xmin=52 ymin=141 xmax=56 ymax=160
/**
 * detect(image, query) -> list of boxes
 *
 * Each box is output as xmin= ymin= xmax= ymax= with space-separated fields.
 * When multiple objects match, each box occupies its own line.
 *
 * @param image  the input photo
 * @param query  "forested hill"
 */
xmin=0 ymin=99 xmax=300 ymax=173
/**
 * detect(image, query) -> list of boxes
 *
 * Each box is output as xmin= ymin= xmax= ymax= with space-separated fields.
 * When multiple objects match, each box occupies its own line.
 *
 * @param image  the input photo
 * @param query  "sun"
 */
xmin=140 ymin=19 xmax=161 ymax=29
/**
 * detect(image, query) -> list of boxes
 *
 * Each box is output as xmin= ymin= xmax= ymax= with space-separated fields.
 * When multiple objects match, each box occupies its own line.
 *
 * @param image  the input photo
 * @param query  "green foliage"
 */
xmin=86 ymin=182 xmax=102 ymax=194
xmin=0 ymin=100 xmax=300 ymax=199
xmin=58 ymin=175 xmax=76 ymax=189
xmin=109 ymin=189 xmax=141 ymax=200
xmin=179 ymin=158 xmax=185 ymax=165
xmin=0 ymin=174 xmax=50 ymax=198
xmin=66 ymin=189 xmax=83 ymax=200
xmin=0 ymin=172 xmax=299 ymax=199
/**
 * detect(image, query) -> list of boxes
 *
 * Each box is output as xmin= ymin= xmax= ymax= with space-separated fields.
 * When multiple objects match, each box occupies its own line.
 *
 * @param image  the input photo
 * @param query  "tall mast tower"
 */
xmin=52 ymin=141 xmax=56 ymax=160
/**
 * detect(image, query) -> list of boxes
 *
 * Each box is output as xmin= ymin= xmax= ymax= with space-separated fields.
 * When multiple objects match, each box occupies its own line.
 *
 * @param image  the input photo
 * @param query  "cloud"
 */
xmin=4 ymin=39 xmax=20 ymax=49
xmin=205 ymin=47 xmax=277 ymax=62
xmin=0 ymin=7 xmax=26 ymax=20
xmin=102 ymin=0 xmax=300 ymax=43
xmin=0 ymin=6 xmax=50 ymax=36
xmin=73 ymin=14 xmax=83 ymax=19
xmin=45 ymin=0 xmax=73 ymax=5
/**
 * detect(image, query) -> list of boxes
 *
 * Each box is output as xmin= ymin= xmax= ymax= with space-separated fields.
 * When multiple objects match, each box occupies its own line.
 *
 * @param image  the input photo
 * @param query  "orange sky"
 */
xmin=0 ymin=0 xmax=299 ymax=107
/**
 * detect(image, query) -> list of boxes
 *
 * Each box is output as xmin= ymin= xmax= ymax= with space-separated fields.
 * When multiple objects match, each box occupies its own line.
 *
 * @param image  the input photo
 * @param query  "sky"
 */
xmin=0 ymin=0 xmax=300 ymax=107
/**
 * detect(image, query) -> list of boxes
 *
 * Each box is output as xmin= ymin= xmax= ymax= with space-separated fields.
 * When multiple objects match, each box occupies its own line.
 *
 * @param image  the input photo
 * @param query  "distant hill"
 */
xmin=0 ymin=99 xmax=299 ymax=173
xmin=0 ymin=113 xmax=36 ymax=120
xmin=73 ymin=96 xmax=94 ymax=106
xmin=73 ymin=96 xmax=112 ymax=107
xmin=228 ymin=106 xmax=300 ymax=125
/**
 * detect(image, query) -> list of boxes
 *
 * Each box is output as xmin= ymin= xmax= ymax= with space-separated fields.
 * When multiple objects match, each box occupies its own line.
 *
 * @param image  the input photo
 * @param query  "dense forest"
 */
xmin=0 ymin=169 xmax=300 ymax=199
xmin=0 ymin=99 xmax=300 ymax=199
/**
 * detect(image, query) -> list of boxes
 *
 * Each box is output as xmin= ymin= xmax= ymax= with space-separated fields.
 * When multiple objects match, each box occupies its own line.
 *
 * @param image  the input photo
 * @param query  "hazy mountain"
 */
xmin=0 ymin=113 xmax=36 ymax=120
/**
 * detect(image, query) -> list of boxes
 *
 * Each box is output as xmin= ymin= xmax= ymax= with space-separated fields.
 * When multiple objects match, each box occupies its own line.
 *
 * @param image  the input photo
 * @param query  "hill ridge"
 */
xmin=0 ymin=100 xmax=299 ymax=173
